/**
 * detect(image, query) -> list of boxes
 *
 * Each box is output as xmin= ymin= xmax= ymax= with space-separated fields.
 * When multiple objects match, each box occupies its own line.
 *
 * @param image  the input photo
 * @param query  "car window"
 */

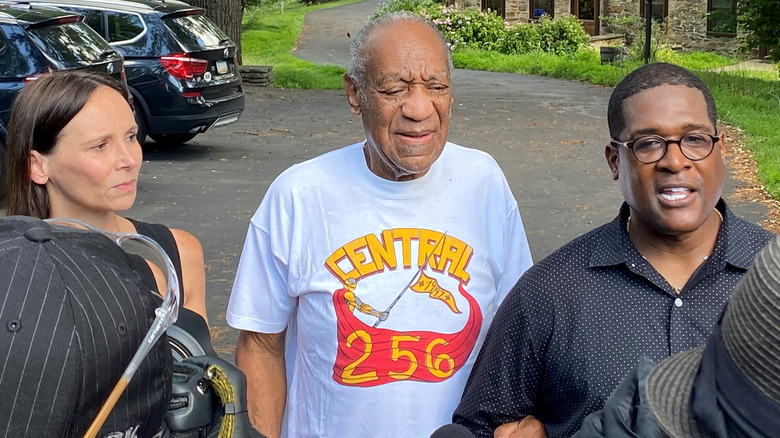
xmin=0 ymin=25 xmax=38 ymax=78
xmin=26 ymin=21 xmax=113 ymax=68
xmin=107 ymin=11 xmax=144 ymax=43
xmin=164 ymin=13 xmax=229 ymax=50
xmin=84 ymin=10 xmax=107 ymax=38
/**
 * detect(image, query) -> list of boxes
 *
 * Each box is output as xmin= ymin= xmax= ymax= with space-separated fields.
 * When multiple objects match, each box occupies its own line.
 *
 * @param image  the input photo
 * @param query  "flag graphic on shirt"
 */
xmin=411 ymin=271 xmax=461 ymax=314
xmin=325 ymin=228 xmax=482 ymax=387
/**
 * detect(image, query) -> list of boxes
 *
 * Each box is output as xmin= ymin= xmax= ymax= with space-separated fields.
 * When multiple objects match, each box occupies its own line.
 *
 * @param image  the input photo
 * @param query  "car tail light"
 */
xmin=160 ymin=54 xmax=208 ymax=79
xmin=56 ymin=16 xmax=81 ymax=25
xmin=181 ymin=91 xmax=201 ymax=98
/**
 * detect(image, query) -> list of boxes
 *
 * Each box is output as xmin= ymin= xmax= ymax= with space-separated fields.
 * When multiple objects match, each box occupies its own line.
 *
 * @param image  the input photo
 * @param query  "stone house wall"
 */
xmin=501 ymin=0 xmax=741 ymax=54
xmin=504 ymin=0 xmax=528 ymax=23
xmin=554 ymin=2 xmax=571 ymax=20
xmin=661 ymin=0 xmax=741 ymax=53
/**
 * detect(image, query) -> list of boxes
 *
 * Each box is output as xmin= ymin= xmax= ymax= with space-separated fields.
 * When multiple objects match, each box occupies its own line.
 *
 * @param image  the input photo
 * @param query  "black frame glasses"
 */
xmin=610 ymin=133 xmax=720 ymax=164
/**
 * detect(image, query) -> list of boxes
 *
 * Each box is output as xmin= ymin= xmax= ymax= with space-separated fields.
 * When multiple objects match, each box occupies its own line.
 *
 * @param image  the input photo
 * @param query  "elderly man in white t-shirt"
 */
xmin=226 ymin=11 xmax=533 ymax=438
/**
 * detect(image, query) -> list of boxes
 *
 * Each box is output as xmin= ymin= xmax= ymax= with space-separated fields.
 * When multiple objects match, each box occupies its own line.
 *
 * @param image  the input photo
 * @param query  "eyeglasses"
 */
xmin=610 ymin=133 xmax=720 ymax=164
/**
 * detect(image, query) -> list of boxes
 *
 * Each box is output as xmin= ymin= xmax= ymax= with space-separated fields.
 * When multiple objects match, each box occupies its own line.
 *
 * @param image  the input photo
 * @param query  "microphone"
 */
xmin=429 ymin=423 xmax=477 ymax=438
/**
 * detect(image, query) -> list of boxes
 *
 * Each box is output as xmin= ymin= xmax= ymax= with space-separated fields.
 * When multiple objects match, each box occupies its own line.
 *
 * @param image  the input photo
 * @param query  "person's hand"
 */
xmin=494 ymin=416 xmax=547 ymax=438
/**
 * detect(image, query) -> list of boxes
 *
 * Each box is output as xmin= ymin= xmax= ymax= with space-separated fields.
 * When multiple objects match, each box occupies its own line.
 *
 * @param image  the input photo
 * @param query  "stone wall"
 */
xmin=554 ymin=2 xmax=571 ymax=20
xmin=454 ymin=0 xmax=481 ymax=9
xmin=605 ymin=0 xmax=640 ymax=16
xmin=502 ymin=0 xmax=742 ymax=54
xmin=603 ymin=0 xmax=742 ymax=54
xmin=504 ymin=0 xmax=575 ymax=25
xmin=505 ymin=0 xmax=529 ymax=23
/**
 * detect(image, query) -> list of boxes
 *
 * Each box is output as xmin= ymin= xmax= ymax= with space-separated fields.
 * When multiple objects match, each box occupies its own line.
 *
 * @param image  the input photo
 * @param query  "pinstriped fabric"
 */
xmin=0 ymin=217 xmax=171 ymax=438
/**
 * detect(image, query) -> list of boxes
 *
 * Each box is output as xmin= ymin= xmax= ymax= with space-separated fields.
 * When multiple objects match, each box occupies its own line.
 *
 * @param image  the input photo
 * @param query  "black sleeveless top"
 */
xmin=127 ymin=218 xmax=185 ymax=295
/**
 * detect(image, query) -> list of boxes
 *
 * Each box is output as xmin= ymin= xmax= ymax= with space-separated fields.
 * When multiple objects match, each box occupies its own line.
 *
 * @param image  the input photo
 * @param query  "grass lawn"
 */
xmin=241 ymin=3 xmax=780 ymax=199
xmin=242 ymin=0 xmax=360 ymax=89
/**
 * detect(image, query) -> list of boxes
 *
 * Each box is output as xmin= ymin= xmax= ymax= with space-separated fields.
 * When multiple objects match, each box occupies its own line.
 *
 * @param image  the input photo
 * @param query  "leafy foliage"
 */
xmin=537 ymin=15 xmax=589 ymax=55
xmin=244 ymin=0 xmax=282 ymax=7
xmin=374 ymin=0 xmax=589 ymax=55
xmin=495 ymin=23 xmax=541 ymax=54
xmin=372 ymin=0 xmax=440 ymax=16
xmin=625 ymin=18 xmax=664 ymax=62
xmin=429 ymin=7 xmax=507 ymax=51
xmin=735 ymin=0 xmax=780 ymax=60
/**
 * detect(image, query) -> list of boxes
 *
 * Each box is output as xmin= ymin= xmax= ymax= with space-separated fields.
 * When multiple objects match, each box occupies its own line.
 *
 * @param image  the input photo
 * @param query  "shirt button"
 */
xmin=674 ymin=298 xmax=683 ymax=307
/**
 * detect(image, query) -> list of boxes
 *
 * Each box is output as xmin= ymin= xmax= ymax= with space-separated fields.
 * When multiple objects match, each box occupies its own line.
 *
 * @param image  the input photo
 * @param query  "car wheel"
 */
xmin=134 ymin=109 xmax=148 ymax=146
xmin=149 ymin=133 xmax=197 ymax=146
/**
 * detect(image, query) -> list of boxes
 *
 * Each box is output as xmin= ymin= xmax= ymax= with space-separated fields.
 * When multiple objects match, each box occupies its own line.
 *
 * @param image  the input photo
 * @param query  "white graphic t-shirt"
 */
xmin=228 ymin=142 xmax=533 ymax=437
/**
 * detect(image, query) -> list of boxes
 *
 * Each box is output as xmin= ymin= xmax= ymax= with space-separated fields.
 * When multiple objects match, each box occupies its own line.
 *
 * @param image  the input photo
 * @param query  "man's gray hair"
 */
xmin=347 ymin=11 xmax=453 ymax=89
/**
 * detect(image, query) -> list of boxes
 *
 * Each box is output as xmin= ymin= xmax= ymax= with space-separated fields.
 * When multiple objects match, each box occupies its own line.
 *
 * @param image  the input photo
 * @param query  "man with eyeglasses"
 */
xmin=452 ymin=63 xmax=774 ymax=438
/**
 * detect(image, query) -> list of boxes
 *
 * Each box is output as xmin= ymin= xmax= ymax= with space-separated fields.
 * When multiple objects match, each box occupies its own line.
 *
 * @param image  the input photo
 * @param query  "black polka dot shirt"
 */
xmin=453 ymin=200 xmax=774 ymax=438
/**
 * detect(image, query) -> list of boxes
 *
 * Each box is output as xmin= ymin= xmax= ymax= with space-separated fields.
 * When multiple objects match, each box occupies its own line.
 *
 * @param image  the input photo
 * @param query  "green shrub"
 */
xmin=373 ymin=2 xmax=506 ymax=51
xmin=496 ymin=23 xmax=541 ymax=54
xmin=300 ymin=0 xmax=344 ymax=5
xmin=625 ymin=19 xmax=665 ymax=62
xmin=244 ymin=0 xmax=280 ymax=7
xmin=436 ymin=8 xmax=506 ymax=50
xmin=537 ymin=15 xmax=589 ymax=55
xmin=373 ymin=1 xmax=588 ymax=55
xmin=371 ymin=0 xmax=439 ymax=17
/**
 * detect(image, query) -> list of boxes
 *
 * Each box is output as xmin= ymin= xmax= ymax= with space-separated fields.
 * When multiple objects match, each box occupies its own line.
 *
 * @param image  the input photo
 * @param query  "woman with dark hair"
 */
xmin=3 ymin=70 xmax=208 ymax=323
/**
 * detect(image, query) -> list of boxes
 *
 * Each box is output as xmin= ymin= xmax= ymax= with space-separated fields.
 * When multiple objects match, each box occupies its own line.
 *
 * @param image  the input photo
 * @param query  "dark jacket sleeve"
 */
xmin=572 ymin=357 xmax=664 ymax=438
xmin=453 ymin=275 xmax=553 ymax=438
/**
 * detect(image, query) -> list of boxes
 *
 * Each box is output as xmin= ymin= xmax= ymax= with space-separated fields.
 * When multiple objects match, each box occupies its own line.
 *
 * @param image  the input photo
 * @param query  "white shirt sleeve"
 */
xmin=495 ymin=196 xmax=534 ymax=307
xmin=227 ymin=211 xmax=297 ymax=333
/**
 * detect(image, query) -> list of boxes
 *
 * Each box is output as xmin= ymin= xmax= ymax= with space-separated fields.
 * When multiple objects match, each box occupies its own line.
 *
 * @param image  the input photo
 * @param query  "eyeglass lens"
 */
xmin=632 ymin=134 xmax=715 ymax=163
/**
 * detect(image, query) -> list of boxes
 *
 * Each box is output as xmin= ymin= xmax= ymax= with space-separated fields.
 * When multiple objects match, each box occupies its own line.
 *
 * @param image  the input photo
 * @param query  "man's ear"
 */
xmin=29 ymin=151 xmax=50 ymax=185
xmin=717 ymin=133 xmax=726 ymax=161
xmin=605 ymin=144 xmax=620 ymax=181
xmin=344 ymin=73 xmax=362 ymax=115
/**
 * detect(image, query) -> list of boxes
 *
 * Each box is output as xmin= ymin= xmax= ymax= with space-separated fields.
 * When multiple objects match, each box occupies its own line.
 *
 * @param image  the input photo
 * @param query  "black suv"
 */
xmin=0 ymin=2 xmax=124 ymax=197
xmin=16 ymin=0 xmax=245 ymax=145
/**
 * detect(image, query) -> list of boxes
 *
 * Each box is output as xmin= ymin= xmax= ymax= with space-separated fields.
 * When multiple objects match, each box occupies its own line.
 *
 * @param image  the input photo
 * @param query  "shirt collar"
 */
xmin=589 ymin=199 xmax=749 ymax=270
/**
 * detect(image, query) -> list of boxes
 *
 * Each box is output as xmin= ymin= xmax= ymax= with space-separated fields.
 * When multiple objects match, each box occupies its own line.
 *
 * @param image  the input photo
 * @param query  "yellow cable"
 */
xmin=206 ymin=365 xmax=236 ymax=438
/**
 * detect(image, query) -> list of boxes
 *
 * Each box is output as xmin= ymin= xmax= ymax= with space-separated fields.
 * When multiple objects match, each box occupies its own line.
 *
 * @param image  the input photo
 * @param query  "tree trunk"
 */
xmin=187 ymin=0 xmax=244 ymax=64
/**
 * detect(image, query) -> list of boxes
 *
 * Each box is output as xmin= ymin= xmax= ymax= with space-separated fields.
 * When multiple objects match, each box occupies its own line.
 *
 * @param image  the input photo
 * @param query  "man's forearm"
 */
xmin=236 ymin=330 xmax=287 ymax=438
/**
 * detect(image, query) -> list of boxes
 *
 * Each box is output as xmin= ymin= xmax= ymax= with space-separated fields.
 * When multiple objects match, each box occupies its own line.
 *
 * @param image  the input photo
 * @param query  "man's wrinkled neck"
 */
xmin=362 ymin=141 xmax=430 ymax=182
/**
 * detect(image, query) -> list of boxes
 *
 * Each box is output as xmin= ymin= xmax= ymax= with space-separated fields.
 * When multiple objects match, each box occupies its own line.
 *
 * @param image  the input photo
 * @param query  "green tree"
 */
xmin=736 ymin=0 xmax=780 ymax=60
xmin=187 ymin=0 xmax=245 ymax=63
